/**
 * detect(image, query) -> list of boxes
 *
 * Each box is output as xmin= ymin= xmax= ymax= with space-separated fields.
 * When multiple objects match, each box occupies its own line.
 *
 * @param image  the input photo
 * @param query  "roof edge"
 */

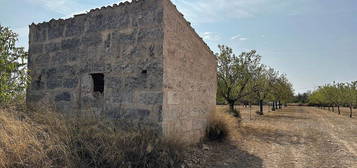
xmin=163 ymin=0 xmax=215 ymax=56
xmin=30 ymin=0 xmax=146 ymax=28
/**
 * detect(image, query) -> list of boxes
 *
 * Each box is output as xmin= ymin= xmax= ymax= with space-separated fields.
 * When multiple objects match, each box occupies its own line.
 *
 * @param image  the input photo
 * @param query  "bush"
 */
xmin=0 ymin=105 xmax=185 ymax=168
xmin=205 ymin=110 xmax=239 ymax=142
xmin=205 ymin=119 xmax=229 ymax=141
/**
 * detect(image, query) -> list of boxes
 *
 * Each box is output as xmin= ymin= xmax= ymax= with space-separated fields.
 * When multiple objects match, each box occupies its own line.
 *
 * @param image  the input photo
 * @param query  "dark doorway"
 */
xmin=91 ymin=73 xmax=104 ymax=94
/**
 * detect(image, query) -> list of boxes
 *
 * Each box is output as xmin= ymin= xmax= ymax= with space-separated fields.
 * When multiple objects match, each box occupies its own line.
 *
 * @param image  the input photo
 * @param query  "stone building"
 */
xmin=27 ymin=0 xmax=217 ymax=143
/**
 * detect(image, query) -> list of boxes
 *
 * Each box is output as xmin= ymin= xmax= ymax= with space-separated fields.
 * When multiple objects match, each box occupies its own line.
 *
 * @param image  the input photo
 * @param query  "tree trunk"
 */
xmin=259 ymin=100 xmax=264 ymax=115
xmin=350 ymin=104 xmax=353 ymax=118
xmin=332 ymin=106 xmax=335 ymax=112
xmin=229 ymin=102 xmax=235 ymax=112
xmin=229 ymin=101 xmax=240 ymax=118
xmin=272 ymin=102 xmax=276 ymax=111
xmin=328 ymin=106 xmax=330 ymax=111
xmin=249 ymin=102 xmax=252 ymax=120
xmin=337 ymin=105 xmax=340 ymax=115
xmin=278 ymin=101 xmax=282 ymax=109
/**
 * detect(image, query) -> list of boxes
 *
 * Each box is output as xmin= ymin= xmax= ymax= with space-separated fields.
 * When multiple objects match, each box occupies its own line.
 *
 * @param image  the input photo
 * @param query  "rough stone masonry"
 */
xmin=27 ymin=0 xmax=217 ymax=143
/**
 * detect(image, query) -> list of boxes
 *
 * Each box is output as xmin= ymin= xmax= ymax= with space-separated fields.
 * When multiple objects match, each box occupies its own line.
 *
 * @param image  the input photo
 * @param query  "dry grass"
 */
xmin=0 ymin=104 xmax=185 ymax=168
xmin=206 ymin=108 xmax=241 ymax=142
xmin=0 ymin=105 xmax=71 ymax=168
xmin=326 ymin=106 xmax=355 ymax=118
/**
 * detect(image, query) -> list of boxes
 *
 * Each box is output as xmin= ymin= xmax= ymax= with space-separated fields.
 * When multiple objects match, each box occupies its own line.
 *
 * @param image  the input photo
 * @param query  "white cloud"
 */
xmin=24 ymin=0 xmax=130 ymax=18
xmin=64 ymin=10 xmax=89 ymax=19
xmin=231 ymin=35 xmax=241 ymax=40
xmin=25 ymin=0 xmax=84 ymax=15
xmin=202 ymin=32 xmax=221 ymax=41
xmin=231 ymin=34 xmax=248 ymax=41
xmin=172 ymin=0 xmax=289 ymax=23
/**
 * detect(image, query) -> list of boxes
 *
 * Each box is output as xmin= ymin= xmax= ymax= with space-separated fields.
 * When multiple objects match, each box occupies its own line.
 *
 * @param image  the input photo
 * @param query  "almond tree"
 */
xmin=253 ymin=67 xmax=289 ymax=115
xmin=320 ymin=85 xmax=337 ymax=112
xmin=271 ymin=74 xmax=294 ymax=110
xmin=309 ymin=81 xmax=357 ymax=118
xmin=216 ymin=45 xmax=262 ymax=118
xmin=0 ymin=25 xmax=28 ymax=105
xmin=251 ymin=66 xmax=271 ymax=115
xmin=335 ymin=82 xmax=345 ymax=115
xmin=344 ymin=82 xmax=357 ymax=118
xmin=309 ymin=90 xmax=325 ymax=108
xmin=277 ymin=75 xmax=294 ymax=108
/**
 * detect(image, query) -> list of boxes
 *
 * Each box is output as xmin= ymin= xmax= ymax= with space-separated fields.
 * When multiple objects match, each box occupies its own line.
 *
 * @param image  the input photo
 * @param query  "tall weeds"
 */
xmin=205 ymin=110 xmax=240 ymax=142
xmin=0 ymin=104 xmax=185 ymax=168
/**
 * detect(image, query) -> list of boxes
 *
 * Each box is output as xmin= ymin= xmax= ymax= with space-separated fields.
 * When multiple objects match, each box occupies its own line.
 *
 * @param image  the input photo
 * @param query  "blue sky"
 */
xmin=1 ymin=0 xmax=356 ymax=94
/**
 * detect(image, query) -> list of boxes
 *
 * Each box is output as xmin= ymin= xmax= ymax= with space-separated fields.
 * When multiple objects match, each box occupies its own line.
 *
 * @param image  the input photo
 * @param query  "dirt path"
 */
xmin=186 ymin=106 xmax=357 ymax=168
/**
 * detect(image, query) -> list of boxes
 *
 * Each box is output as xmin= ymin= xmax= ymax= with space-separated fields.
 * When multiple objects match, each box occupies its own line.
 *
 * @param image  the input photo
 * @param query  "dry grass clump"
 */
xmin=69 ymin=118 xmax=185 ymax=168
xmin=0 ymin=104 xmax=185 ymax=168
xmin=0 ymin=105 xmax=71 ymax=168
xmin=205 ymin=110 xmax=240 ymax=142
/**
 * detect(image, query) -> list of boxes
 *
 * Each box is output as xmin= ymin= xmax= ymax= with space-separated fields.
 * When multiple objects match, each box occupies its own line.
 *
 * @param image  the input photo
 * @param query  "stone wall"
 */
xmin=27 ymin=0 xmax=217 ymax=143
xmin=27 ymin=0 xmax=165 ymax=128
xmin=162 ymin=0 xmax=217 ymax=143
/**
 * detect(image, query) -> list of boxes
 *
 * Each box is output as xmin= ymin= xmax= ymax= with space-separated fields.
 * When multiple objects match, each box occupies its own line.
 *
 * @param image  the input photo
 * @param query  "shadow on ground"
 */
xmin=185 ymin=141 xmax=263 ymax=168
xmin=238 ymin=125 xmax=315 ymax=146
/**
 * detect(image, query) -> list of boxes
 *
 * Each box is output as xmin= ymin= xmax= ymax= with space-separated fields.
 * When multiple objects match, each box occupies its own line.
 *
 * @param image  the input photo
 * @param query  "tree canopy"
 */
xmin=0 ymin=25 xmax=28 ymax=104
xmin=216 ymin=45 xmax=294 ymax=117
xmin=308 ymin=81 xmax=357 ymax=118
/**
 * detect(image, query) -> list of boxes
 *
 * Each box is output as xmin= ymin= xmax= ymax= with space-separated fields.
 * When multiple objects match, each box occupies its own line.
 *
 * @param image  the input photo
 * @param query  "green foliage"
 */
xmin=216 ymin=45 xmax=262 ymax=103
xmin=251 ymin=65 xmax=271 ymax=101
xmin=294 ymin=92 xmax=310 ymax=104
xmin=216 ymin=45 xmax=264 ymax=115
xmin=0 ymin=25 xmax=29 ymax=104
xmin=308 ymin=81 xmax=357 ymax=117
xmin=270 ymin=74 xmax=294 ymax=105
xmin=216 ymin=45 xmax=294 ymax=116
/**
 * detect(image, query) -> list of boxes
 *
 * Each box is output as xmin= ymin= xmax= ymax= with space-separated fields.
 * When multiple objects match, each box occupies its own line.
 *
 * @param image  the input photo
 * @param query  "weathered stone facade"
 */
xmin=27 ymin=0 xmax=216 ymax=143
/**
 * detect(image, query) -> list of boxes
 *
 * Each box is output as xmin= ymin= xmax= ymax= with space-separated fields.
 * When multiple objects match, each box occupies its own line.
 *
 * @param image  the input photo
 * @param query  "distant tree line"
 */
xmin=308 ymin=81 xmax=357 ymax=118
xmin=216 ymin=45 xmax=294 ymax=118
xmin=292 ymin=92 xmax=310 ymax=104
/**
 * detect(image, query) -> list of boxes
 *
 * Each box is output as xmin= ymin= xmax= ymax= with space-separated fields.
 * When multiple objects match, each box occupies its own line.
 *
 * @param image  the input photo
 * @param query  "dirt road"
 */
xmin=187 ymin=106 xmax=357 ymax=168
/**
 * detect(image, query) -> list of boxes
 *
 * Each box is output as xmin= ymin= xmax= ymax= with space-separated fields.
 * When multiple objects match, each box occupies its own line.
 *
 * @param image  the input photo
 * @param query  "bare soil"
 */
xmin=185 ymin=106 xmax=357 ymax=168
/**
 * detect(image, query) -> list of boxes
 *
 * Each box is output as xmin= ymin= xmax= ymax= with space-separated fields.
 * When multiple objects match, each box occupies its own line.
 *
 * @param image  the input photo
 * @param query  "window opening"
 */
xmin=91 ymin=73 xmax=104 ymax=93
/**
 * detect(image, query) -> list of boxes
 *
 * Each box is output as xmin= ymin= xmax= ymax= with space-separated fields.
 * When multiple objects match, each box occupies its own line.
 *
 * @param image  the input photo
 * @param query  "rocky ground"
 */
xmin=184 ymin=106 xmax=357 ymax=168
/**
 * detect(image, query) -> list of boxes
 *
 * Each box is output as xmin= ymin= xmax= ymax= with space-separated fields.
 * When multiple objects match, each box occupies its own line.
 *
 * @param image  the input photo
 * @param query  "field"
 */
xmin=186 ymin=106 xmax=357 ymax=168
xmin=1 ymin=105 xmax=357 ymax=168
